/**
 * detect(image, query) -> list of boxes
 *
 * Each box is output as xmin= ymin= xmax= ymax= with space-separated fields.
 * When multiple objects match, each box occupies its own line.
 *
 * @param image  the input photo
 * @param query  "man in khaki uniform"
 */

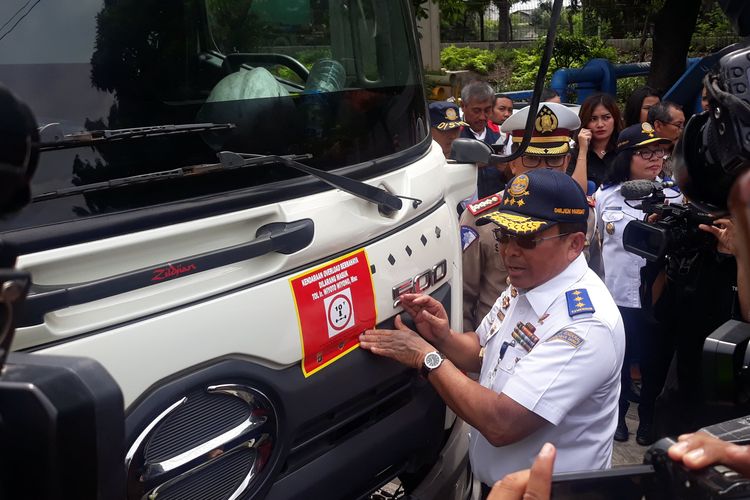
xmin=461 ymin=103 xmax=583 ymax=331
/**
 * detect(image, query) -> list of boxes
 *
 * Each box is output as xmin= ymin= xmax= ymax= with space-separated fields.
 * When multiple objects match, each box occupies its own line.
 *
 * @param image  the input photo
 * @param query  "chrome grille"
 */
xmin=145 ymin=390 xmax=249 ymax=463
xmin=126 ymin=384 xmax=277 ymax=500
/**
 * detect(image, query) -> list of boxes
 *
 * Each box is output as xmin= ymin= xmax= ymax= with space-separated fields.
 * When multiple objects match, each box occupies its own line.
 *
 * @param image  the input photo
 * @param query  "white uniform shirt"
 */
xmin=470 ymin=254 xmax=625 ymax=485
xmin=594 ymin=182 xmax=682 ymax=308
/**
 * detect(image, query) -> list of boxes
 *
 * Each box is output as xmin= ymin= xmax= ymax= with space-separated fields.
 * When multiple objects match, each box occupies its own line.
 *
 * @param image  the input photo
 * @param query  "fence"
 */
xmin=441 ymin=0 xmax=737 ymax=45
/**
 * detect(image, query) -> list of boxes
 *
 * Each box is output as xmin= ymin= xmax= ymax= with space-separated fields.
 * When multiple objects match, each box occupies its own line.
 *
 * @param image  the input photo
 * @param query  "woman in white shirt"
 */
xmin=595 ymin=123 xmax=679 ymax=446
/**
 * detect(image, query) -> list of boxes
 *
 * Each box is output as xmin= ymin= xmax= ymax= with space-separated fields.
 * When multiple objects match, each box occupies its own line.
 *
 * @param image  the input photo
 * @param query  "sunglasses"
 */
xmin=493 ymin=228 xmax=571 ymax=249
xmin=520 ymin=155 xmax=567 ymax=168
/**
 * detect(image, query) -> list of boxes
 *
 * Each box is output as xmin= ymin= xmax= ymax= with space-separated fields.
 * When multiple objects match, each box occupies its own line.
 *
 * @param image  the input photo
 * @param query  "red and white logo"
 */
xmin=324 ymin=288 xmax=355 ymax=337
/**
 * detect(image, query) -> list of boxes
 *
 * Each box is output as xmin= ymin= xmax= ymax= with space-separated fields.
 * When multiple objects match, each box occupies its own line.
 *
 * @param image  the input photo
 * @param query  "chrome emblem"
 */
xmin=392 ymin=260 xmax=447 ymax=307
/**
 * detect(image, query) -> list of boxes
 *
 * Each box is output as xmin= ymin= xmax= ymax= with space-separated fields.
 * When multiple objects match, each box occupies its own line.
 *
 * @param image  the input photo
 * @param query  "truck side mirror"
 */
xmin=451 ymin=138 xmax=493 ymax=163
xmin=451 ymin=138 xmax=511 ymax=166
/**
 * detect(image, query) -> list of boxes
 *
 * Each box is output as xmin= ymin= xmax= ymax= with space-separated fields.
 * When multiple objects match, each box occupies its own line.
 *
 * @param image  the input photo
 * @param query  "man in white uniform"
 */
xmin=360 ymin=169 xmax=625 ymax=494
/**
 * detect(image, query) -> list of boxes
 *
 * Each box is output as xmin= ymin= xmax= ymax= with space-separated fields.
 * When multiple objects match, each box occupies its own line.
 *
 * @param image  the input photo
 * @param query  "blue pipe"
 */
xmin=505 ymin=56 xmax=704 ymax=107
xmin=548 ymin=58 xmax=699 ymax=103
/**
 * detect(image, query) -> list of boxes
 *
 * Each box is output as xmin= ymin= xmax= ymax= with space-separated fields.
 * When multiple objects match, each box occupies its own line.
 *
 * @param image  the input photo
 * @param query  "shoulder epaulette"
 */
xmin=600 ymin=183 xmax=616 ymax=191
xmin=565 ymin=289 xmax=595 ymax=317
xmin=467 ymin=193 xmax=503 ymax=216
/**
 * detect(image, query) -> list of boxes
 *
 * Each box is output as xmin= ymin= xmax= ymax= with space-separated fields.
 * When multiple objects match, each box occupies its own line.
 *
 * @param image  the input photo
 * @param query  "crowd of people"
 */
xmin=361 ymin=82 xmax=750 ymax=498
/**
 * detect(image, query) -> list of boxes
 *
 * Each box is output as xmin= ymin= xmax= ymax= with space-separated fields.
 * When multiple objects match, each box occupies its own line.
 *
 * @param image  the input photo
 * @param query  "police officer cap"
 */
xmin=500 ymin=102 xmax=580 ymax=156
xmin=477 ymin=169 xmax=588 ymax=235
xmin=616 ymin=122 xmax=672 ymax=152
xmin=429 ymin=101 xmax=468 ymax=131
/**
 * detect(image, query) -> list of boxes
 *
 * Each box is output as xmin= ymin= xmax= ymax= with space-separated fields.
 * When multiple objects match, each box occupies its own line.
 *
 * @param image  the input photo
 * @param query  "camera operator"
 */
xmin=650 ymin=215 xmax=749 ymax=438
xmin=595 ymin=123 xmax=679 ymax=445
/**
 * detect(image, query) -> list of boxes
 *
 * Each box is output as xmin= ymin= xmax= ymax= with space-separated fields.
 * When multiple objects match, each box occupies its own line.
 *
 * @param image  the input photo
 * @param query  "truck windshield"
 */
xmin=0 ymin=0 xmax=425 ymax=229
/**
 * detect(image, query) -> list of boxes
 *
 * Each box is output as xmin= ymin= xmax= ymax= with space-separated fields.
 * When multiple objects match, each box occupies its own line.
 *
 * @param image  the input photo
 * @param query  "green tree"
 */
xmin=412 ymin=0 xmax=466 ymax=23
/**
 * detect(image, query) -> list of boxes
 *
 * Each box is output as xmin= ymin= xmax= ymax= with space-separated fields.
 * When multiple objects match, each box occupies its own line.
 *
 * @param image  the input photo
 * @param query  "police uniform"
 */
xmin=460 ymin=193 xmax=508 ymax=331
xmin=594 ymin=124 xmax=682 ymax=309
xmin=462 ymin=103 xmax=598 ymax=331
xmin=471 ymin=170 xmax=625 ymax=483
xmin=595 ymin=181 xmax=681 ymax=308
xmin=593 ymin=123 xmax=682 ymax=444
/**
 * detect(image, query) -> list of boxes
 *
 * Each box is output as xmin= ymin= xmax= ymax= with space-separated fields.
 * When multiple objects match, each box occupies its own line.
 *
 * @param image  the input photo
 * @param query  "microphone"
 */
xmin=620 ymin=179 xmax=675 ymax=200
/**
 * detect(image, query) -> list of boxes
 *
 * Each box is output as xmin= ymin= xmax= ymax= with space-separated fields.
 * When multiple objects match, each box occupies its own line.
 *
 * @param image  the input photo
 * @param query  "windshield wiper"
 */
xmin=32 ymin=153 xmax=312 ymax=202
xmin=33 ymin=151 xmax=407 ymax=213
xmin=38 ymin=122 xmax=236 ymax=151
xmin=216 ymin=151 xmax=405 ymax=213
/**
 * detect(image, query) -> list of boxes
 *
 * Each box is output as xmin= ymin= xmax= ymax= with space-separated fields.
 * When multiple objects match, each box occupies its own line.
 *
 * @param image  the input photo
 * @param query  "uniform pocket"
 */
xmin=500 ymin=346 xmax=526 ymax=374
xmin=601 ymin=210 xmax=624 ymax=223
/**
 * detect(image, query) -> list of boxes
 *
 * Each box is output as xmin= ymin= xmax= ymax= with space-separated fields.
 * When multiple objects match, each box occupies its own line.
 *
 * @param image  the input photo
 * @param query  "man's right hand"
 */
xmin=399 ymin=293 xmax=452 ymax=347
xmin=668 ymin=432 xmax=750 ymax=477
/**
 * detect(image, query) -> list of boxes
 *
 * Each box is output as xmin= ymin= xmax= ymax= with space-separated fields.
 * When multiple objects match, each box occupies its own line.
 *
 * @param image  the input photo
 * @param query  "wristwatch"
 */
xmin=420 ymin=351 xmax=445 ymax=377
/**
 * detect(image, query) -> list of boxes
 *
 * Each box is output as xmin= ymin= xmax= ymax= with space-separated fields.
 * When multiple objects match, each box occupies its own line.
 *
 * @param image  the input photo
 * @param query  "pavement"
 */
xmin=613 ymin=403 xmax=651 ymax=466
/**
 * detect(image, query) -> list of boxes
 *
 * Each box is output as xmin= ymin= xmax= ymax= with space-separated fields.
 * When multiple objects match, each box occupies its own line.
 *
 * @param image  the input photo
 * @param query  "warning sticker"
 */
xmin=289 ymin=249 xmax=377 ymax=377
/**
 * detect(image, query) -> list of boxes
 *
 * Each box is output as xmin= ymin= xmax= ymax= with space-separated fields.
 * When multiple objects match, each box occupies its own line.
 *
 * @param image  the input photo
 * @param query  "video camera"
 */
xmin=621 ymin=179 xmax=716 ymax=264
xmin=552 ymin=415 xmax=750 ymax=499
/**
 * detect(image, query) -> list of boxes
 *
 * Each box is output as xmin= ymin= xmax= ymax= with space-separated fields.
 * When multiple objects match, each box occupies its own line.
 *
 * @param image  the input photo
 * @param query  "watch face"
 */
xmin=425 ymin=352 xmax=442 ymax=370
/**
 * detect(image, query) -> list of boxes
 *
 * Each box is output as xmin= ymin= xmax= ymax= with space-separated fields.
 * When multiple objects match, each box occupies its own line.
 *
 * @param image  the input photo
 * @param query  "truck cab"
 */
xmin=0 ymin=0 xmax=476 ymax=498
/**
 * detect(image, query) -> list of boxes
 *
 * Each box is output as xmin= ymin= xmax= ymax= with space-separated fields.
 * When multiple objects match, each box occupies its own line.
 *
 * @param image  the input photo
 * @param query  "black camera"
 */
xmin=0 ymin=85 xmax=125 ymax=499
xmin=621 ymin=179 xmax=716 ymax=263
xmin=552 ymin=416 xmax=750 ymax=499
xmin=673 ymin=39 xmax=750 ymax=212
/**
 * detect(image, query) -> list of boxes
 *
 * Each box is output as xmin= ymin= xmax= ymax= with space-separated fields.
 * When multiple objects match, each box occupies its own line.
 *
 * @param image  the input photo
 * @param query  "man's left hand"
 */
xmin=360 ymin=315 xmax=435 ymax=369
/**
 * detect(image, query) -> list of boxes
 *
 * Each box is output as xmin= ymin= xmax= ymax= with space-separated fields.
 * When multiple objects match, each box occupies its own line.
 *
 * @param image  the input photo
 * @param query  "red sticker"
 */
xmin=289 ymin=249 xmax=377 ymax=377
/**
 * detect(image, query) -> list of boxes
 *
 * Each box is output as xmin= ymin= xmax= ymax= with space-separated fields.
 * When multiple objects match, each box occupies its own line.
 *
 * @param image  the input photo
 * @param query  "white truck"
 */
xmin=0 ymin=0 xmax=476 ymax=498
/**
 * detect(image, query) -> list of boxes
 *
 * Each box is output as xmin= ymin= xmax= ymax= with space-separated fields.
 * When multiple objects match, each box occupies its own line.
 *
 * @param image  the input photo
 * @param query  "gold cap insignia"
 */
xmin=446 ymin=108 xmax=458 ymax=121
xmin=535 ymin=106 xmax=559 ymax=134
xmin=482 ymin=212 xmax=547 ymax=234
xmin=508 ymin=174 xmax=530 ymax=197
xmin=641 ymin=122 xmax=655 ymax=137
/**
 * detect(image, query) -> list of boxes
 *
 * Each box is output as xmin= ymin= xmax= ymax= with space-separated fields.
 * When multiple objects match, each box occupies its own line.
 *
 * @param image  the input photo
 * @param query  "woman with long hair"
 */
xmin=624 ymin=85 xmax=661 ymax=127
xmin=595 ymin=123 xmax=680 ymax=445
xmin=569 ymin=93 xmax=623 ymax=190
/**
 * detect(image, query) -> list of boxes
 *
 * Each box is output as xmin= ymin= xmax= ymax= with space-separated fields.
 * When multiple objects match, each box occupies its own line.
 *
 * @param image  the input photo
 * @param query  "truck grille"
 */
xmin=126 ymin=384 xmax=277 ymax=500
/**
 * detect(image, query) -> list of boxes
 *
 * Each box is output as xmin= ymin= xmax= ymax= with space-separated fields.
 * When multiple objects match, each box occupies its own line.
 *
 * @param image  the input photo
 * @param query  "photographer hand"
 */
xmin=699 ymin=218 xmax=736 ymax=255
xmin=668 ymin=432 xmax=750 ymax=477
xmin=488 ymin=443 xmax=556 ymax=500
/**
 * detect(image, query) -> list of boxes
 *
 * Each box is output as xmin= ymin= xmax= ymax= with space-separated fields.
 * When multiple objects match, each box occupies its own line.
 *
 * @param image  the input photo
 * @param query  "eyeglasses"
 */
xmin=493 ymin=228 xmax=571 ymax=249
xmin=633 ymin=149 xmax=668 ymax=160
xmin=661 ymin=120 xmax=684 ymax=130
xmin=520 ymin=155 xmax=567 ymax=168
